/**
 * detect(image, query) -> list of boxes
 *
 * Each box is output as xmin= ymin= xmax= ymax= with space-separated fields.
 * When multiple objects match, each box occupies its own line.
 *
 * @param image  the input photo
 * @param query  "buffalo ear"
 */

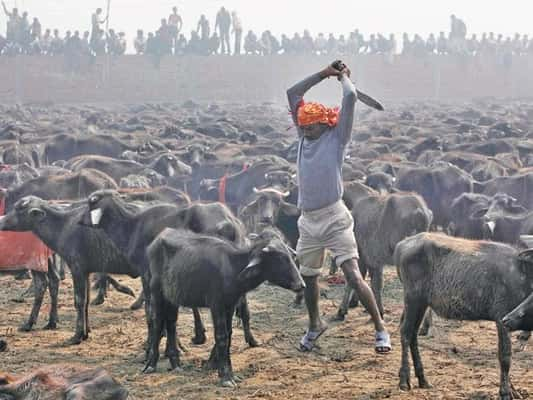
xmin=29 ymin=208 xmax=46 ymax=220
xmin=517 ymin=249 xmax=533 ymax=266
xmin=237 ymin=256 xmax=262 ymax=282
xmin=470 ymin=208 xmax=489 ymax=220
xmin=280 ymin=200 xmax=300 ymax=217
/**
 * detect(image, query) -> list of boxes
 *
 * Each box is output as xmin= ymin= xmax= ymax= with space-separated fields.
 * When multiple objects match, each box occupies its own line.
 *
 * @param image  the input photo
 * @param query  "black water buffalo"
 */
xmin=396 ymin=232 xmax=533 ymax=399
xmin=396 ymin=163 xmax=473 ymax=228
xmin=336 ymin=191 xmax=433 ymax=320
xmin=69 ymin=154 xmax=191 ymax=182
xmin=476 ymin=173 xmax=533 ymax=210
xmin=4 ymin=169 xmax=117 ymax=212
xmin=43 ymin=134 xmax=139 ymax=164
xmin=0 ymin=364 xmax=128 ymax=400
xmin=144 ymin=228 xmax=305 ymax=387
xmin=80 ymin=190 xmax=260 ymax=347
xmin=0 ymin=197 xmax=140 ymax=345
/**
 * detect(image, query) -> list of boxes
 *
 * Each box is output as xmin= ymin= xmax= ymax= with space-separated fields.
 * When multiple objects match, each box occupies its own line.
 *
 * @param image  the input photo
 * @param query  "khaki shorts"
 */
xmin=296 ymin=200 xmax=359 ymax=277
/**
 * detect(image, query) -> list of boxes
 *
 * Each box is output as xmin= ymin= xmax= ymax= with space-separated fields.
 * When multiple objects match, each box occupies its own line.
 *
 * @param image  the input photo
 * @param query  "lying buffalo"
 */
xmin=395 ymin=232 xmax=533 ymax=399
xmin=0 ymin=364 xmax=128 ymax=399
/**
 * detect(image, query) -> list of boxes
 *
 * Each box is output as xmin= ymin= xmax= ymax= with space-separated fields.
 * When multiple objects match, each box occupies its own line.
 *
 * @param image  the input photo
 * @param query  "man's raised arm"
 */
xmin=337 ymin=75 xmax=357 ymax=146
xmin=287 ymin=67 xmax=341 ymax=128
xmin=2 ymin=2 xmax=11 ymax=17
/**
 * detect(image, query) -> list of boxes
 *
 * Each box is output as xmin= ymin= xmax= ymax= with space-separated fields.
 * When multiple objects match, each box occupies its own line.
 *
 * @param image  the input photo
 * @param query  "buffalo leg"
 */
xmin=211 ymin=306 xmax=234 ymax=387
xmin=91 ymin=273 xmax=107 ymax=306
xmin=144 ymin=278 xmax=164 ymax=373
xmin=191 ymin=308 xmax=207 ymax=344
xmin=44 ymin=258 xmax=60 ymax=330
xmin=419 ymin=309 xmax=433 ymax=337
xmin=399 ymin=296 xmax=429 ymax=391
xmin=130 ymin=289 xmax=145 ymax=310
xmin=369 ymin=266 xmax=385 ymax=317
xmin=335 ymin=284 xmax=354 ymax=321
xmin=67 ymin=272 xmax=88 ymax=345
xmin=237 ymin=295 xmax=258 ymax=347
xmin=19 ymin=270 xmax=47 ymax=332
xmin=164 ymin=303 xmax=181 ymax=372
xmin=496 ymin=321 xmax=512 ymax=400
xmin=84 ymin=276 xmax=90 ymax=337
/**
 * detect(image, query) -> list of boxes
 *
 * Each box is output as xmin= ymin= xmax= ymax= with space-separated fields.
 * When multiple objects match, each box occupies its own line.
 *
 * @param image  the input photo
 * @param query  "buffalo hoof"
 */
xmin=348 ymin=298 xmax=359 ymax=309
xmin=63 ymin=335 xmax=83 ymax=346
xmin=43 ymin=321 xmax=57 ymax=330
xmin=142 ymin=365 xmax=156 ymax=374
xmin=330 ymin=312 xmax=346 ymax=322
xmin=203 ymin=358 xmax=217 ymax=371
xmin=220 ymin=378 xmax=238 ymax=388
xmin=399 ymin=380 xmax=411 ymax=391
xmin=18 ymin=322 xmax=33 ymax=332
xmin=130 ymin=298 xmax=144 ymax=310
xmin=191 ymin=333 xmax=206 ymax=345
xmin=246 ymin=336 xmax=260 ymax=348
xmin=418 ymin=325 xmax=431 ymax=337
xmin=419 ymin=380 xmax=432 ymax=389
xmin=91 ymin=295 xmax=105 ymax=306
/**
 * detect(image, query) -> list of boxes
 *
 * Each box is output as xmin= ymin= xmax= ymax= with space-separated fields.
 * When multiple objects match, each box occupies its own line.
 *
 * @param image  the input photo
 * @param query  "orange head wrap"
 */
xmin=297 ymin=101 xmax=339 ymax=127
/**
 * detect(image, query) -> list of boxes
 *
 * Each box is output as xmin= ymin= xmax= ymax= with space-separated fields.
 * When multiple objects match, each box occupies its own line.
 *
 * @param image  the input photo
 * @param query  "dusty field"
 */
xmin=1 ymin=268 xmax=532 ymax=400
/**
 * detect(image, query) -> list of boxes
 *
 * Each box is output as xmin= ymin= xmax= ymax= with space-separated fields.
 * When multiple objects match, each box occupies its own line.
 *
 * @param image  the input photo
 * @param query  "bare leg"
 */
xmin=303 ymin=275 xmax=327 ymax=332
xmin=340 ymin=259 xmax=384 ymax=332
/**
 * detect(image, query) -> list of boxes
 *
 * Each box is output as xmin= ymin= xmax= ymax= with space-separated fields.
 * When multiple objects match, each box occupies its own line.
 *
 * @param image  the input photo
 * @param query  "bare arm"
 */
xmin=286 ymin=71 xmax=326 ymax=135
xmin=2 ymin=2 xmax=11 ymax=17
xmin=337 ymin=75 xmax=357 ymax=146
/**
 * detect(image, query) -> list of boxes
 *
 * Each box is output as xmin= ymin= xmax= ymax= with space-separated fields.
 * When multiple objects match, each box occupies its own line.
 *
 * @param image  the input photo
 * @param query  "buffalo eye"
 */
xmin=89 ymin=195 xmax=99 ymax=204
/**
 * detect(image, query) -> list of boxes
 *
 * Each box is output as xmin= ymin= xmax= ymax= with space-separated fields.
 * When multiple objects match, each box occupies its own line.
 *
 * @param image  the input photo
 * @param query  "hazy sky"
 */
xmin=1 ymin=0 xmax=531 ymax=44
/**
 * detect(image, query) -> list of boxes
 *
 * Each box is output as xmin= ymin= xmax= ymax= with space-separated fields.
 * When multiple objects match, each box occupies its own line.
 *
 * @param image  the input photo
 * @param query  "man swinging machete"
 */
xmin=287 ymin=60 xmax=391 ymax=353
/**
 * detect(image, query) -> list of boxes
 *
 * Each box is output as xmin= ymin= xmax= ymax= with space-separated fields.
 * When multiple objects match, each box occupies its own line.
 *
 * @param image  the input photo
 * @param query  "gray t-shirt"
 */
xmin=287 ymin=72 xmax=357 ymax=211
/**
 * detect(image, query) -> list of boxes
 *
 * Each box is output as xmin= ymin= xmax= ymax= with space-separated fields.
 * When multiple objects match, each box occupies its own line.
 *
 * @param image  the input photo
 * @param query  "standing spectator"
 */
xmin=281 ymin=34 xmax=292 ymax=54
xmin=40 ymin=29 xmax=52 ymax=54
xmin=209 ymin=32 xmax=220 ymax=55
xmin=157 ymin=19 xmax=173 ymax=55
xmin=426 ymin=33 xmax=436 ymax=54
xmin=231 ymin=11 xmax=242 ymax=55
xmin=215 ymin=6 xmax=231 ymax=55
xmin=117 ymin=32 xmax=126 ymax=55
xmin=50 ymin=29 xmax=64 ymax=55
xmin=134 ymin=29 xmax=146 ymax=54
xmin=302 ymin=30 xmax=314 ymax=54
xmin=92 ymin=29 xmax=106 ymax=55
xmin=168 ymin=6 xmax=183 ymax=52
xmin=90 ymin=8 xmax=107 ymax=48
xmin=326 ymin=33 xmax=337 ymax=55
xmin=315 ymin=33 xmax=327 ymax=55
xmin=337 ymin=34 xmax=347 ymax=55
xmin=186 ymin=30 xmax=201 ymax=55
xmin=19 ymin=11 xmax=31 ymax=50
xmin=197 ymin=14 xmax=210 ymax=41
xmin=291 ymin=32 xmax=303 ymax=54
xmin=1 ymin=2 xmax=19 ymax=42
xmin=449 ymin=14 xmax=467 ymax=54
xmin=30 ymin=17 xmax=41 ymax=41
xmin=175 ymin=33 xmax=187 ymax=55
xmin=467 ymin=34 xmax=479 ymax=56
xmin=437 ymin=32 xmax=447 ymax=55
xmin=260 ymin=31 xmax=272 ymax=55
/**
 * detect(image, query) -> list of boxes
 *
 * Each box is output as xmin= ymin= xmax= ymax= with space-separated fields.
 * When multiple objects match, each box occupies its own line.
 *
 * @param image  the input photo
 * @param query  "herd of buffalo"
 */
xmin=1 ymin=98 xmax=533 ymax=399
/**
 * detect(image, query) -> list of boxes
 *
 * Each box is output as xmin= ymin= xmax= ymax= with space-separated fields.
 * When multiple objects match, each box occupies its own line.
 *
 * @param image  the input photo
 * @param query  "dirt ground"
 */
xmin=1 ymin=268 xmax=532 ymax=400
